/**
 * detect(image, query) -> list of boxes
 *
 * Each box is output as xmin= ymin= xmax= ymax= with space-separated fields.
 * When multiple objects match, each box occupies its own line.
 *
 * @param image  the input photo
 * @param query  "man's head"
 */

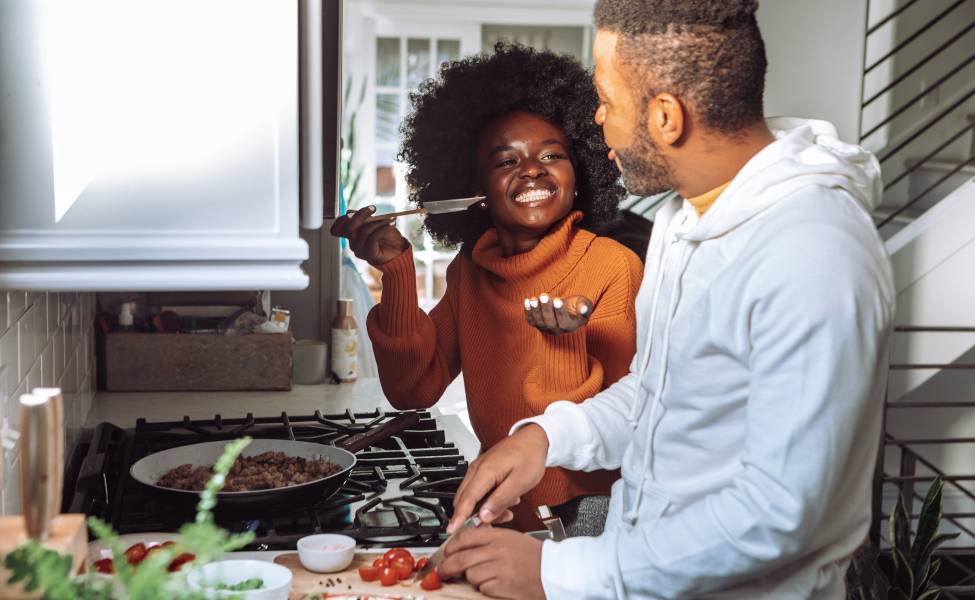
xmin=592 ymin=0 xmax=768 ymax=197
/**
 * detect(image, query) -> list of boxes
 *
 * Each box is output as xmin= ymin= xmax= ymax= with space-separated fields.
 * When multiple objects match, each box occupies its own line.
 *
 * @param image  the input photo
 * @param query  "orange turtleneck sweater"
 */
xmin=367 ymin=211 xmax=643 ymax=529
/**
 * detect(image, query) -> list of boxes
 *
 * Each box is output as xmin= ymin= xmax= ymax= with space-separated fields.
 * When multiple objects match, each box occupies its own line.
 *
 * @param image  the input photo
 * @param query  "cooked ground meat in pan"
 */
xmin=156 ymin=451 xmax=342 ymax=492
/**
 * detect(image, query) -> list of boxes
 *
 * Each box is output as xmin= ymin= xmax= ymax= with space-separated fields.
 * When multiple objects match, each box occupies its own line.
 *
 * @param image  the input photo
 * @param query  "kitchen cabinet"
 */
xmin=0 ymin=0 xmax=342 ymax=291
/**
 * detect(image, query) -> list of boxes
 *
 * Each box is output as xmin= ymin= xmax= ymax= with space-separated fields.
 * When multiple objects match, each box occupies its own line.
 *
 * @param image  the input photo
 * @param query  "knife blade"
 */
xmin=420 ymin=195 xmax=487 ymax=214
xmin=414 ymin=514 xmax=481 ymax=581
xmin=327 ymin=195 xmax=486 ymax=223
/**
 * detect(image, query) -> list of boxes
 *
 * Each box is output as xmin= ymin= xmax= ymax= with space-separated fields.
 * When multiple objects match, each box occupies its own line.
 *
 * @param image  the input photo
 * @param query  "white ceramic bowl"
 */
xmin=187 ymin=559 xmax=292 ymax=600
xmin=296 ymin=534 xmax=356 ymax=573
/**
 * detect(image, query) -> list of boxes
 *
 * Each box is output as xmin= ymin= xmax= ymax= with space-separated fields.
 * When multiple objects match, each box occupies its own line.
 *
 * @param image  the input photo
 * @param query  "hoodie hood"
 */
xmin=682 ymin=117 xmax=882 ymax=242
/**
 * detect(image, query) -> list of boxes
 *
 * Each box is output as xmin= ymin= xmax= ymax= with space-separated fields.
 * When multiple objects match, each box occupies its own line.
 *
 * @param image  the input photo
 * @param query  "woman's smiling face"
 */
xmin=474 ymin=111 xmax=576 ymax=250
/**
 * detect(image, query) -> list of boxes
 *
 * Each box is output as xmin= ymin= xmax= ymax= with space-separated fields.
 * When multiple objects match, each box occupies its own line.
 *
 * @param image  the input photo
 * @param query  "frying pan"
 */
xmin=129 ymin=412 xmax=419 ymax=517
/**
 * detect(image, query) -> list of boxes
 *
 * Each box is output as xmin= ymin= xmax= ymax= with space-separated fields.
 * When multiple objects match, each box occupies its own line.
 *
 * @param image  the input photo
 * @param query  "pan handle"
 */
xmin=337 ymin=412 xmax=421 ymax=453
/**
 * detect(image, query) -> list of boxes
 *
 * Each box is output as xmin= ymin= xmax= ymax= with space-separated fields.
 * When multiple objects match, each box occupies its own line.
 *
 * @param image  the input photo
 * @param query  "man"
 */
xmin=438 ymin=0 xmax=896 ymax=598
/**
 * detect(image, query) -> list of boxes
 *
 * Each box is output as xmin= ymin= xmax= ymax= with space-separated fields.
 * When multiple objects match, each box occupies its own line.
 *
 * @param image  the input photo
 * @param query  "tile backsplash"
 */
xmin=0 ymin=291 xmax=96 ymax=516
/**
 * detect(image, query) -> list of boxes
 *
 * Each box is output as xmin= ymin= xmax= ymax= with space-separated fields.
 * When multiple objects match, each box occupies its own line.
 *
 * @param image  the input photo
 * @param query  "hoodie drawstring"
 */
xmin=625 ymin=236 xmax=673 ymax=428
xmin=624 ymin=234 xmax=694 ymax=526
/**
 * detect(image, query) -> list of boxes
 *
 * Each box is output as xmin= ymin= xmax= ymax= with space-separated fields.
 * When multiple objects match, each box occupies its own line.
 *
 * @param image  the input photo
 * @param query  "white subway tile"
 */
xmin=7 ymin=292 xmax=26 ymax=324
xmin=36 ymin=294 xmax=49 ymax=347
xmin=46 ymin=293 xmax=57 ymax=336
xmin=0 ymin=366 xmax=6 ymax=418
xmin=18 ymin=306 xmax=36 ymax=382
xmin=4 ymin=381 xmax=26 ymax=475
xmin=3 ymin=456 xmax=21 ymax=516
xmin=0 ymin=325 xmax=17 ymax=398
xmin=40 ymin=342 xmax=54 ymax=388
xmin=25 ymin=360 xmax=40 ymax=397
xmin=54 ymin=328 xmax=66 ymax=378
xmin=0 ymin=291 xmax=95 ymax=516
xmin=0 ymin=293 xmax=7 ymax=335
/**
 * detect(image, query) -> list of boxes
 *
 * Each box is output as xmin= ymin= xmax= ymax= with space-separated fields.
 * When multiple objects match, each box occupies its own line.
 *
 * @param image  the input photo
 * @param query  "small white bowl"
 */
xmin=296 ymin=534 xmax=356 ymax=573
xmin=187 ymin=559 xmax=292 ymax=600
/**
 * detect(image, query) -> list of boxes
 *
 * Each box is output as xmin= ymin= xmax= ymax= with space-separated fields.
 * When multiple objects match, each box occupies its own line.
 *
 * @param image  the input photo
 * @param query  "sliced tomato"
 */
xmin=420 ymin=570 xmax=442 ymax=591
xmin=414 ymin=556 xmax=429 ymax=572
xmin=159 ymin=541 xmax=176 ymax=548
xmin=378 ymin=566 xmax=398 ymax=587
xmin=93 ymin=558 xmax=115 ymax=574
xmin=372 ymin=557 xmax=388 ymax=569
xmin=358 ymin=565 xmax=379 ymax=582
xmin=167 ymin=552 xmax=196 ymax=572
xmin=123 ymin=542 xmax=147 ymax=565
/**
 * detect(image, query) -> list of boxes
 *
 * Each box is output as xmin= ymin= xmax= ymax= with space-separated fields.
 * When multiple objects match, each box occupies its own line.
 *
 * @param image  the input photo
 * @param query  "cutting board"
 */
xmin=0 ymin=514 xmax=88 ymax=599
xmin=275 ymin=552 xmax=488 ymax=599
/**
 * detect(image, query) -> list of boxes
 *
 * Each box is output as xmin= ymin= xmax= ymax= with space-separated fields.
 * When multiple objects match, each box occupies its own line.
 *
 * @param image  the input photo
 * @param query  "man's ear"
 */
xmin=645 ymin=93 xmax=685 ymax=147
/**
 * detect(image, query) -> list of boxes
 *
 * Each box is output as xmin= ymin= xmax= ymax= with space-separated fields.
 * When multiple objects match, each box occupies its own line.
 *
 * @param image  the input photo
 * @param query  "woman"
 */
xmin=331 ymin=44 xmax=642 ymax=532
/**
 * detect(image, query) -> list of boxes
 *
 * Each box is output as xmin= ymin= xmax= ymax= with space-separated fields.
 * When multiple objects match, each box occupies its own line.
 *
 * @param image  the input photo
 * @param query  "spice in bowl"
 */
xmin=297 ymin=534 xmax=356 ymax=573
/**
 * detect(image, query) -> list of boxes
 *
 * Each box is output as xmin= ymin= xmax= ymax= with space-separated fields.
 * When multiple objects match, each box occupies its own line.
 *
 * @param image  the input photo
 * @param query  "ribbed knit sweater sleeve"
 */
xmin=522 ymin=244 xmax=643 ymax=413
xmin=366 ymin=248 xmax=461 ymax=409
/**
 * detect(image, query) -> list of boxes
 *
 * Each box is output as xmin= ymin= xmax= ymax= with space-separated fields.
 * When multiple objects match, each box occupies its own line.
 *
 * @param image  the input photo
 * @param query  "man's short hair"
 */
xmin=594 ymin=0 xmax=767 ymax=134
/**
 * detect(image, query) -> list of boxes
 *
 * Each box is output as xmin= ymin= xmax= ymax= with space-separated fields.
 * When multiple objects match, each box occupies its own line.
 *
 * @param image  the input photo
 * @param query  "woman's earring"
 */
xmin=478 ymin=201 xmax=488 ymax=210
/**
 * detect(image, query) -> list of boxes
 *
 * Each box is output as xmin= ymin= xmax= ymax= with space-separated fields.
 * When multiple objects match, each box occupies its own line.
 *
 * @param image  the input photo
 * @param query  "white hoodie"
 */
xmin=513 ymin=118 xmax=896 ymax=599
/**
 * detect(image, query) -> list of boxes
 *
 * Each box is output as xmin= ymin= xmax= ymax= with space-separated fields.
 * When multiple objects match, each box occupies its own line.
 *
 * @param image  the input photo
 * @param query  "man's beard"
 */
xmin=615 ymin=124 xmax=675 ymax=197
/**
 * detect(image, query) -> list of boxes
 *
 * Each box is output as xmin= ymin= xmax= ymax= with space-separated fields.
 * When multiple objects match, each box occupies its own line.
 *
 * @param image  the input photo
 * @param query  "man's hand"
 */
xmin=439 ymin=527 xmax=545 ymax=599
xmin=448 ymin=425 xmax=549 ymax=533
xmin=329 ymin=206 xmax=410 ymax=267
xmin=524 ymin=294 xmax=593 ymax=335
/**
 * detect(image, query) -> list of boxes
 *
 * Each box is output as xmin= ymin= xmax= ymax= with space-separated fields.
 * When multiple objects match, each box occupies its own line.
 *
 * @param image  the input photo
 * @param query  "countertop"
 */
xmin=85 ymin=378 xmax=480 ymax=461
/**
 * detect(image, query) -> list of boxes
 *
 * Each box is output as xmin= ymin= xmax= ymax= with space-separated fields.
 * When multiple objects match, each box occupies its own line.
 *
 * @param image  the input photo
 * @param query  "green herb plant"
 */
xmin=3 ymin=437 xmax=256 ymax=599
xmin=847 ymin=477 xmax=960 ymax=600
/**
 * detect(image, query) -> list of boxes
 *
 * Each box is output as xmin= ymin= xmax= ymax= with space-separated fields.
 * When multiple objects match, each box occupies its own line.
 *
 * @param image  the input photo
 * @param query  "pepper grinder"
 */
xmin=19 ymin=389 xmax=63 ymax=540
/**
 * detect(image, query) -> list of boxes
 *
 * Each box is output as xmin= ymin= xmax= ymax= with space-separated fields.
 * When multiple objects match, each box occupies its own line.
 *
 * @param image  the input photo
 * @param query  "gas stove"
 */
xmin=64 ymin=409 xmax=468 ymax=550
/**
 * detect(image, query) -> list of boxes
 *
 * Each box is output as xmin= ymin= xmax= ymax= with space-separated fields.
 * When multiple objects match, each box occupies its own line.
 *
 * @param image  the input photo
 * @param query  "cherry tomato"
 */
xmin=383 ymin=547 xmax=413 ymax=563
xmin=414 ymin=556 xmax=429 ymax=572
xmin=420 ymin=570 xmax=442 ymax=591
xmin=93 ymin=558 xmax=115 ymax=574
xmin=123 ymin=543 xmax=147 ymax=565
xmin=358 ymin=565 xmax=379 ymax=582
xmin=378 ymin=566 xmax=398 ymax=587
xmin=391 ymin=554 xmax=414 ymax=570
xmin=391 ymin=560 xmax=412 ymax=580
xmin=372 ymin=557 xmax=388 ymax=569
xmin=167 ymin=552 xmax=196 ymax=572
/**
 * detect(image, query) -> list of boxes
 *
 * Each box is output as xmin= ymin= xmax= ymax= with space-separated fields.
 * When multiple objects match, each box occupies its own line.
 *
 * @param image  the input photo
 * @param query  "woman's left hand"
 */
xmin=524 ymin=294 xmax=593 ymax=335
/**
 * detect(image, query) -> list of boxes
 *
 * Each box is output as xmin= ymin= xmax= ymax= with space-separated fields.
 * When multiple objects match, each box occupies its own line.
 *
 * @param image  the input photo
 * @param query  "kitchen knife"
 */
xmin=414 ymin=514 xmax=481 ymax=581
xmin=19 ymin=392 xmax=61 ymax=540
xmin=329 ymin=195 xmax=486 ymax=223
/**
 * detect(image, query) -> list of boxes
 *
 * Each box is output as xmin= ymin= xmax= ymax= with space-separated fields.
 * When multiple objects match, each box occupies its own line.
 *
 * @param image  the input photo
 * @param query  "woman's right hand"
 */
xmin=330 ymin=206 xmax=411 ymax=267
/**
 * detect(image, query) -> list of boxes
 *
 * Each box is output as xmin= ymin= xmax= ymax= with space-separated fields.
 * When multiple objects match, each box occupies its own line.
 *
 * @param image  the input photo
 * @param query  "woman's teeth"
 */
xmin=514 ymin=189 xmax=555 ymax=204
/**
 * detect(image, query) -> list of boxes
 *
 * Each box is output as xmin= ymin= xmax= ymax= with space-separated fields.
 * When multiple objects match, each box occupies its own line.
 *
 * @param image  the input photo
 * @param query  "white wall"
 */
xmin=0 ymin=291 xmax=96 ymax=516
xmin=757 ymin=0 xmax=868 ymax=143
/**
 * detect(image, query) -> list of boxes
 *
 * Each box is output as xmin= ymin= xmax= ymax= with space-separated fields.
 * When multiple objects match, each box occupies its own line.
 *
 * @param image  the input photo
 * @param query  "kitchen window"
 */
xmin=341 ymin=3 xmax=597 ymax=314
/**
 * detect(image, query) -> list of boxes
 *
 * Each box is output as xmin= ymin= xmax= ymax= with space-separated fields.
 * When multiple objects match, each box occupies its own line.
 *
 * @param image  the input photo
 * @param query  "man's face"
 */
xmin=593 ymin=29 xmax=674 ymax=197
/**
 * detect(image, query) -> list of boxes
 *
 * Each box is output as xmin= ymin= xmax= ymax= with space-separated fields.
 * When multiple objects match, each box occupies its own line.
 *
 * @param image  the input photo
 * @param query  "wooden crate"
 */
xmin=106 ymin=333 xmax=292 ymax=391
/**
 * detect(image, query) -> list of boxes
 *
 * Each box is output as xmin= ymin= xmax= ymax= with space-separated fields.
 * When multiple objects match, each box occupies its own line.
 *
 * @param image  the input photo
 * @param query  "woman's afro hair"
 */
xmin=398 ymin=42 xmax=626 ymax=249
